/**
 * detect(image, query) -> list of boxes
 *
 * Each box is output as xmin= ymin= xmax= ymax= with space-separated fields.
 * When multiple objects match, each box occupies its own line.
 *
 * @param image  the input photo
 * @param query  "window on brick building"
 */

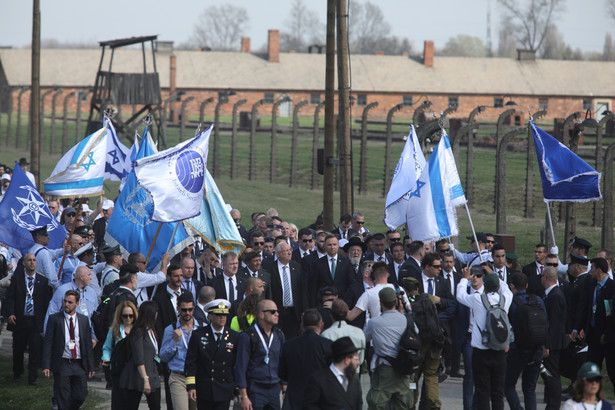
xmin=538 ymin=98 xmax=548 ymax=110
xmin=402 ymin=96 xmax=413 ymax=106
xmin=310 ymin=94 xmax=321 ymax=105
xmin=582 ymin=99 xmax=592 ymax=111
xmin=357 ymin=95 xmax=367 ymax=106
xmin=448 ymin=97 xmax=459 ymax=108
xmin=264 ymin=93 xmax=275 ymax=104
xmin=494 ymin=98 xmax=504 ymax=108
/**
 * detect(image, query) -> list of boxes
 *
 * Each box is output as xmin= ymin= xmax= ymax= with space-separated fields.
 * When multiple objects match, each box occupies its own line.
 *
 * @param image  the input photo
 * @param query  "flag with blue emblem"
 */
xmin=105 ymin=133 xmax=193 ymax=273
xmin=44 ymin=123 xmax=108 ymax=197
xmin=531 ymin=120 xmax=601 ymax=202
xmin=104 ymin=120 xmax=131 ymax=182
xmin=134 ymin=124 xmax=212 ymax=222
xmin=384 ymin=125 xmax=426 ymax=230
xmin=184 ymin=170 xmax=245 ymax=256
xmin=405 ymin=130 xmax=467 ymax=242
xmin=0 ymin=163 xmax=65 ymax=253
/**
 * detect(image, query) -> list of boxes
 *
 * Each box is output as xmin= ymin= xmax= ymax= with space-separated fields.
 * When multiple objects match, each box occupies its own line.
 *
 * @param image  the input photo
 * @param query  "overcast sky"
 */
xmin=0 ymin=0 xmax=611 ymax=54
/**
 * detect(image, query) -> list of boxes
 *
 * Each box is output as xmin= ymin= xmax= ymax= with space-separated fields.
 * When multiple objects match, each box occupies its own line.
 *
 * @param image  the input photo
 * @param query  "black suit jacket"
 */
xmin=399 ymin=256 xmax=422 ymax=282
xmin=42 ymin=311 xmax=95 ymax=373
xmin=303 ymin=366 xmax=363 ymax=410
xmin=5 ymin=270 xmax=53 ymax=332
xmin=343 ymin=282 xmax=367 ymax=329
xmin=315 ymin=254 xmax=358 ymax=304
xmin=408 ymin=271 xmax=455 ymax=314
xmin=330 ymin=226 xmax=359 ymax=240
xmin=192 ymin=303 xmax=209 ymax=326
xmin=522 ymin=262 xmax=540 ymax=278
xmin=544 ymin=285 xmax=568 ymax=350
xmin=211 ymin=274 xmax=244 ymax=303
xmin=575 ymin=277 xmax=615 ymax=344
xmin=152 ymin=285 xmax=189 ymax=343
xmin=93 ymin=217 xmax=108 ymax=248
xmin=291 ymin=247 xmax=313 ymax=265
xmin=269 ymin=261 xmax=307 ymax=322
xmin=236 ymin=267 xmax=272 ymax=299
xmin=278 ymin=330 xmax=332 ymax=410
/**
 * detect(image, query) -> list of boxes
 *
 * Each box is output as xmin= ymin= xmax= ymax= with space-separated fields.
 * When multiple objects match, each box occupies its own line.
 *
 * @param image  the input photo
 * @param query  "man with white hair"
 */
xmin=93 ymin=199 xmax=114 ymax=248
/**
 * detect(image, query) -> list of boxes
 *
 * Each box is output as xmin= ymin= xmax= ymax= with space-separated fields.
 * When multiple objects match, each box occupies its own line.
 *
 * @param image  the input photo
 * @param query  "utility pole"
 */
xmin=31 ymin=0 xmax=41 ymax=189
xmin=337 ymin=0 xmax=352 ymax=218
xmin=323 ymin=0 xmax=336 ymax=230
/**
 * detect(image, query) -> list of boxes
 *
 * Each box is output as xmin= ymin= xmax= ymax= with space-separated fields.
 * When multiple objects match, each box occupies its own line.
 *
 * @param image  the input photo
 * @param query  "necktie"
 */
xmin=330 ymin=258 xmax=337 ymax=278
xmin=427 ymin=278 xmax=434 ymax=295
xmin=378 ymin=256 xmax=383 ymax=262
xmin=26 ymin=276 xmax=34 ymax=316
xmin=446 ymin=273 xmax=453 ymax=295
xmin=282 ymin=266 xmax=292 ymax=306
xmin=215 ymin=331 xmax=222 ymax=342
xmin=497 ymin=269 xmax=504 ymax=280
xmin=341 ymin=375 xmax=348 ymax=391
xmin=539 ymin=265 xmax=543 ymax=274
xmin=228 ymin=277 xmax=235 ymax=301
xmin=69 ymin=317 xmax=77 ymax=359
xmin=592 ymin=282 xmax=601 ymax=326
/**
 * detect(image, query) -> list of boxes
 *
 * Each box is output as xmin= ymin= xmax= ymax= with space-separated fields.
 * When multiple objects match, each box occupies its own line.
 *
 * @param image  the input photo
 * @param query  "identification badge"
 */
xmin=154 ymin=355 xmax=161 ymax=364
xmin=68 ymin=341 xmax=76 ymax=350
xmin=410 ymin=383 xmax=417 ymax=391
xmin=264 ymin=355 xmax=269 ymax=364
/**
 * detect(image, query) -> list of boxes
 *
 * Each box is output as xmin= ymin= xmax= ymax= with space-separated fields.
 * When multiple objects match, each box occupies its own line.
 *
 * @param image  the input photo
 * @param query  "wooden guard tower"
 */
xmin=87 ymin=35 xmax=162 ymax=139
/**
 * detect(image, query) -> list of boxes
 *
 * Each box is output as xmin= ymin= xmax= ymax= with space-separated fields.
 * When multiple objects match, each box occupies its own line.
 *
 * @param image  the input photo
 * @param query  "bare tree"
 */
xmin=192 ymin=5 xmax=249 ymax=51
xmin=440 ymin=34 xmax=488 ymax=57
xmin=347 ymin=1 xmax=411 ymax=55
xmin=280 ymin=0 xmax=324 ymax=52
xmin=604 ymin=33 xmax=615 ymax=61
xmin=497 ymin=19 xmax=517 ymax=58
xmin=497 ymin=0 xmax=564 ymax=51
xmin=608 ymin=0 xmax=615 ymax=20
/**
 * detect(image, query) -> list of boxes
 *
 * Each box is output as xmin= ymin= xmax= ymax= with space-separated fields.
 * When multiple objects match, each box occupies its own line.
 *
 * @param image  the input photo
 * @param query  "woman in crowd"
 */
xmin=230 ymin=293 xmax=261 ymax=332
xmin=102 ymin=301 xmax=138 ymax=409
xmin=120 ymin=301 xmax=161 ymax=409
xmin=562 ymin=361 xmax=612 ymax=410
xmin=289 ymin=223 xmax=299 ymax=242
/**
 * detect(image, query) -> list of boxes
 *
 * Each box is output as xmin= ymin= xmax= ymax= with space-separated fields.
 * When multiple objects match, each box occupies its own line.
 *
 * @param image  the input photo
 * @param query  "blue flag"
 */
xmin=0 ymin=163 xmax=65 ymax=254
xmin=105 ymin=134 xmax=193 ymax=273
xmin=104 ymin=120 xmax=131 ymax=182
xmin=184 ymin=170 xmax=245 ymax=256
xmin=405 ymin=131 xmax=467 ymax=242
xmin=531 ymin=120 xmax=601 ymax=202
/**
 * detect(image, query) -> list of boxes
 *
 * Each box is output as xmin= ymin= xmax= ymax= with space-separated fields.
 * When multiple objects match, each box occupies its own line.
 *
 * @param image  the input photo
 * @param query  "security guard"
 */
xmin=185 ymin=299 xmax=239 ymax=410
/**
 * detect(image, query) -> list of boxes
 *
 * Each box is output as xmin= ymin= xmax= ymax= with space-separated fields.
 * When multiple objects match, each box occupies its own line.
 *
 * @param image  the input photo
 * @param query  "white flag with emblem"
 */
xmin=44 ymin=124 xmax=108 ymax=197
xmin=134 ymin=124 xmax=211 ymax=222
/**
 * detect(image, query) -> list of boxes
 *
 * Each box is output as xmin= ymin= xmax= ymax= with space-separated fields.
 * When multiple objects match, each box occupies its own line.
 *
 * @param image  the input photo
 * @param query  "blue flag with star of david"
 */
xmin=44 ymin=122 xmax=108 ymax=197
xmin=0 ymin=163 xmax=65 ymax=253
xmin=104 ymin=120 xmax=131 ymax=182
xmin=105 ymin=131 xmax=194 ymax=273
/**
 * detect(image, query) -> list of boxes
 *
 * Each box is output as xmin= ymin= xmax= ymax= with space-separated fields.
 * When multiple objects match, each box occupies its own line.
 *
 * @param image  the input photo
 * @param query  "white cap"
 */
xmin=81 ymin=203 xmax=92 ymax=214
xmin=204 ymin=299 xmax=231 ymax=314
xmin=102 ymin=199 xmax=114 ymax=210
xmin=1 ymin=173 xmax=10 ymax=181
xmin=74 ymin=242 xmax=94 ymax=257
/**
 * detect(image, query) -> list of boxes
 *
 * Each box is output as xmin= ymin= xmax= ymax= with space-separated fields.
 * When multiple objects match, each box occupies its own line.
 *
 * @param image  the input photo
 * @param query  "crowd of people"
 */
xmin=1 ymin=187 xmax=614 ymax=409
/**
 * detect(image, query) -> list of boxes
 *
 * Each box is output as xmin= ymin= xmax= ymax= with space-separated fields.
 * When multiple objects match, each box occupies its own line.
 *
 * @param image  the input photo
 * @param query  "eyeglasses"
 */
xmin=485 ymin=240 xmax=495 ymax=244
xmin=534 ymin=250 xmax=546 ymax=254
xmin=66 ymin=213 xmax=76 ymax=217
xmin=431 ymin=264 xmax=442 ymax=269
xmin=439 ymin=248 xmax=450 ymax=253
xmin=585 ymin=378 xmax=601 ymax=384
xmin=473 ymin=273 xmax=484 ymax=278
xmin=136 ymin=260 xmax=146 ymax=264
xmin=121 ymin=314 xmax=135 ymax=319
xmin=389 ymin=238 xmax=401 ymax=242
xmin=302 ymin=239 xmax=314 ymax=243
xmin=180 ymin=307 xmax=194 ymax=312
xmin=355 ymin=221 xmax=365 ymax=225
xmin=253 ymin=242 xmax=264 ymax=246
xmin=545 ymin=262 xmax=558 ymax=267
xmin=263 ymin=309 xmax=279 ymax=315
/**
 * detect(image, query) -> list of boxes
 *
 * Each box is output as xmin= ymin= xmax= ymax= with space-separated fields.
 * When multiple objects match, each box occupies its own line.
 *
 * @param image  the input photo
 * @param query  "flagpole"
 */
xmin=464 ymin=203 xmax=484 ymax=263
xmin=545 ymin=202 xmax=557 ymax=248
xmin=57 ymin=196 xmax=84 ymax=280
xmin=145 ymin=222 xmax=163 ymax=267
xmin=165 ymin=222 xmax=181 ymax=254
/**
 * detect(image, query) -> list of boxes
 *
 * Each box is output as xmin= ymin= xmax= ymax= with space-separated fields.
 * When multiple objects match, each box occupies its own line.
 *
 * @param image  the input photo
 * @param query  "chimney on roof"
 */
xmin=268 ymin=29 xmax=280 ymax=63
xmin=423 ymin=40 xmax=434 ymax=68
xmin=374 ymin=51 xmax=384 ymax=56
xmin=401 ymin=52 xmax=409 ymax=57
xmin=516 ymin=49 xmax=536 ymax=62
xmin=170 ymin=54 xmax=177 ymax=96
xmin=241 ymin=37 xmax=251 ymax=53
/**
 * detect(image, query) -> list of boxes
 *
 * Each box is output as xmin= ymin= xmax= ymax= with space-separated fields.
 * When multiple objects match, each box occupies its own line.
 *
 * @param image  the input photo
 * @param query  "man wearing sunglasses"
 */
xmin=351 ymin=212 xmax=369 ymax=235
xmin=28 ymin=226 xmax=64 ymax=290
xmin=291 ymin=228 xmax=314 ymax=263
xmin=454 ymin=232 xmax=494 ymax=267
xmin=161 ymin=292 xmax=201 ymax=410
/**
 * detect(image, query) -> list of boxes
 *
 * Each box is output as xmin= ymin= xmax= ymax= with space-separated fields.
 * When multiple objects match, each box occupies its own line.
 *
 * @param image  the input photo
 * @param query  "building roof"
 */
xmin=1 ymin=48 xmax=614 ymax=97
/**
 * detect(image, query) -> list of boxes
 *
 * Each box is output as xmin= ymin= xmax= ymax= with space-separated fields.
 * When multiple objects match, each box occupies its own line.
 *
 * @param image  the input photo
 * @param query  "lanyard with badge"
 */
xmin=254 ymin=325 xmax=274 ymax=364
xmin=79 ymin=289 xmax=88 ymax=316
xmin=148 ymin=328 xmax=161 ymax=364
xmin=65 ymin=316 xmax=77 ymax=351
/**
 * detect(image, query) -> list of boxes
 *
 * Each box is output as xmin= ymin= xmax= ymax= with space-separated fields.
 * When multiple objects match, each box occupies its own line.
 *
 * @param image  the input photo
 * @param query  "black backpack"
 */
xmin=511 ymin=294 xmax=549 ymax=349
xmin=386 ymin=313 xmax=422 ymax=376
xmin=110 ymin=335 xmax=131 ymax=376
xmin=91 ymin=288 xmax=135 ymax=343
xmin=410 ymin=293 xmax=445 ymax=347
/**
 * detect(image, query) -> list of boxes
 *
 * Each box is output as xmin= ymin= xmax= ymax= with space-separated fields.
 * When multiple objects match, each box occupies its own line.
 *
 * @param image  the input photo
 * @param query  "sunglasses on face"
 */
xmin=355 ymin=221 xmax=365 ymax=225
xmin=545 ymin=262 xmax=558 ymax=267
xmin=66 ymin=213 xmax=76 ymax=217
xmin=180 ymin=307 xmax=194 ymax=312
xmin=389 ymin=238 xmax=401 ymax=242
xmin=263 ymin=309 xmax=279 ymax=314
xmin=253 ymin=242 xmax=264 ymax=246
xmin=121 ymin=314 xmax=135 ymax=319
xmin=302 ymin=239 xmax=314 ymax=243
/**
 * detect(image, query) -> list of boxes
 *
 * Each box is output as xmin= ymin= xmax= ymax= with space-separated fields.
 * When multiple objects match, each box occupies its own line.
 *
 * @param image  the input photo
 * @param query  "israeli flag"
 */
xmin=184 ymin=170 xmax=246 ymax=256
xmin=531 ymin=120 xmax=601 ymax=202
xmin=384 ymin=125 xmax=426 ymax=230
xmin=406 ymin=131 xmax=467 ymax=242
xmin=119 ymin=128 xmax=157 ymax=191
xmin=134 ymin=125 xmax=212 ymax=222
xmin=0 ymin=163 xmax=65 ymax=253
xmin=105 ymin=134 xmax=193 ymax=273
xmin=44 ymin=124 xmax=108 ymax=197
xmin=104 ymin=120 xmax=131 ymax=182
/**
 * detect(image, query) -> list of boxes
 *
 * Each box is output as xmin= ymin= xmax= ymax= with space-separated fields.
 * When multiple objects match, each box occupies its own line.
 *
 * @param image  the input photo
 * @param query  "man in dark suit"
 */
xmin=492 ymin=244 xmax=516 ymax=284
xmin=303 ymin=336 xmax=363 ymax=410
xmin=398 ymin=240 xmax=425 ymax=281
xmin=387 ymin=242 xmax=407 ymax=284
xmin=291 ymin=228 xmax=314 ymax=264
xmin=302 ymin=231 xmax=329 ymax=307
xmin=236 ymin=251 xmax=272 ymax=299
xmin=572 ymin=257 xmax=615 ymax=382
xmin=522 ymin=244 xmax=547 ymax=278
xmin=344 ymin=236 xmax=366 ymax=282
xmin=541 ymin=267 xmax=568 ymax=410
xmin=278 ymin=309 xmax=333 ymax=410
xmin=42 ymin=289 xmax=95 ymax=410
xmin=185 ymin=299 xmax=239 ymax=410
xmin=93 ymin=199 xmax=113 ymax=248
xmin=5 ymin=253 xmax=53 ymax=385
xmin=193 ymin=286 xmax=216 ymax=326
xmin=249 ymin=231 xmax=273 ymax=267
xmin=152 ymin=264 xmax=190 ymax=342
xmin=343 ymin=260 xmax=374 ymax=330
xmin=314 ymin=235 xmax=358 ymax=305
xmin=440 ymin=251 xmax=462 ymax=377
xmin=367 ymin=233 xmax=393 ymax=265
xmin=269 ymin=242 xmax=307 ymax=339
xmin=527 ymin=253 xmax=568 ymax=297
xmin=330 ymin=214 xmax=358 ymax=241
xmin=179 ymin=257 xmax=204 ymax=303
xmin=212 ymin=252 xmax=244 ymax=303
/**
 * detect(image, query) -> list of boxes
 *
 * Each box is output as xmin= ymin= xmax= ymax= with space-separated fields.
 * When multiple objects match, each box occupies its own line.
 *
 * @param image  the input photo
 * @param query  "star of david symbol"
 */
xmin=409 ymin=180 xmax=426 ymax=199
xmin=16 ymin=186 xmax=49 ymax=224
xmin=108 ymin=149 xmax=120 ymax=165
xmin=82 ymin=152 xmax=96 ymax=172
